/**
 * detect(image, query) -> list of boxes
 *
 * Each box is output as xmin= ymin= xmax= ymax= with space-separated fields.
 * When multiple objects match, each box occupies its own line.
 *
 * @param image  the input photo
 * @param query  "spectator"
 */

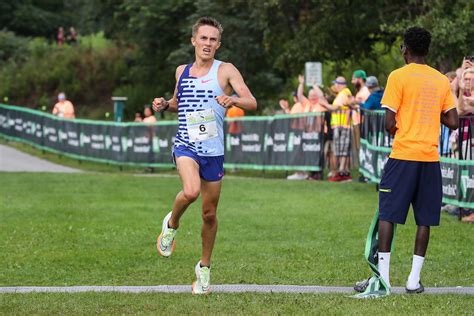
xmin=297 ymin=74 xmax=329 ymax=113
xmin=143 ymin=105 xmax=157 ymax=123
xmin=284 ymin=75 xmax=326 ymax=180
xmin=352 ymin=70 xmax=370 ymax=104
xmin=226 ymin=105 xmax=245 ymax=172
xmin=57 ymin=27 xmax=64 ymax=47
xmin=453 ymin=58 xmax=474 ymax=115
xmin=297 ymin=75 xmax=334 ymax=180
xmin=351 ymin=70 xmax=370 ymax=174
xmin=361 ymin=76 xmax=384 ymax=110
xmin=329 ymin=76 xmax=353 ymax=182
xmin=226 ymin=104 xmax=245 ymax=134
xmin=134 ymin=111 xmax=143 ymax=122
xmin=67 ymin=27 xmax=78 ymax=45
xmin=52 ymin=92 xmax=75 ymax=119
xmin=279 ymin=91 xmax=301 ymax=114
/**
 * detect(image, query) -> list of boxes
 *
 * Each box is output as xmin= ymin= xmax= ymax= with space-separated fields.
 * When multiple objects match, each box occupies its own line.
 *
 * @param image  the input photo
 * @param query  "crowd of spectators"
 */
xmin=277 ymin=69 xmax=384 ymax=182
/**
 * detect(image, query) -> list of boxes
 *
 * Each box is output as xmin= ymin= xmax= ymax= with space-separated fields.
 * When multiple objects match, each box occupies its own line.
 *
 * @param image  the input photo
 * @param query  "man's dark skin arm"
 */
xmin=385 ymin=109 xmax=398 ymax=135
xmin=441 ymin=108 xmax=459 ymax=130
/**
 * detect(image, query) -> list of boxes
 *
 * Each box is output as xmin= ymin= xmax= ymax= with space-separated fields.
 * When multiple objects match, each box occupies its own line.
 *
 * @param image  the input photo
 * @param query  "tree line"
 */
xmin=1 ymin=0 xmax=473 ymax=119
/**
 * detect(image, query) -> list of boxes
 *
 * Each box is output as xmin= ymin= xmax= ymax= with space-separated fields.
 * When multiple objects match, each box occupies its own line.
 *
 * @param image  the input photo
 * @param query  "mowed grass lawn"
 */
xmin=1 ymin=172 xmax=473 ymax=314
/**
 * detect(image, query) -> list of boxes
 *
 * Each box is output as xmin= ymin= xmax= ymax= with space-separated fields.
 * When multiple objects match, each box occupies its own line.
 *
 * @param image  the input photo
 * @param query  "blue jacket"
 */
xmin=361 ymin=89 xmax=384 ymax=110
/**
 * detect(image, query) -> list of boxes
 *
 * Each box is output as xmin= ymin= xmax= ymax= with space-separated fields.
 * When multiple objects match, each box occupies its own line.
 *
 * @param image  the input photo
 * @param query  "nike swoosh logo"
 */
xmin=201 ymin=79 xmax=213 ymax=83
xmin=160 ymin=242 xmax=168 ymax=251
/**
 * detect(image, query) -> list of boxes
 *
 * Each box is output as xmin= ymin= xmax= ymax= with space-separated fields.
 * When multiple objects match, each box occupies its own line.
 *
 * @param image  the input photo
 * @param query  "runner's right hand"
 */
xmin=152 ymin=97 xmax=168 ymax=112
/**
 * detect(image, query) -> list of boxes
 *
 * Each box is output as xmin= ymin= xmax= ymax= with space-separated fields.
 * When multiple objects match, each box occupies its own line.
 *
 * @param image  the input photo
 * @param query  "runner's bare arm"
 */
xmin=215 ymin=63 xmax=257 ymax=111
xmin=152 ymin=65 xmax=186 ymax=113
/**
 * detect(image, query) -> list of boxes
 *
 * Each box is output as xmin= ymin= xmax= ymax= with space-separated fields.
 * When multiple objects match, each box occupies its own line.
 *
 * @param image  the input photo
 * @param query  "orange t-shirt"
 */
xmin=53 ymin=100 xmax=75 ymax=119
xmin=226 ymin=106 xmax=245 ymax=134
xmin=143 ymin=115 xmax=157 ymax=123
xmin=302 ymin=100 xmax=327 ymax=113
xmin=381 ymin=63 xmax=456 ymax=162
xmin=226 ymin=106 xmax=245 ymax=118
xmin=291 ymin=100 xmax=325 ymax=114
xmin=290 ymin=102 xmax=304 ymax=114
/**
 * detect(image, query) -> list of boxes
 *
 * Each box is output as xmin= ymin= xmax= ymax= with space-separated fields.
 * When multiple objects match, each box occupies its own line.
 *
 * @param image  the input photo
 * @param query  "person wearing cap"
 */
xmin=352 ymin=70 xmax=371 ymax=104
xmin=351 ymin=70 xmax=370 ymax=171
xmin=52 ymin=92 xmax=75 ymax=119
xmin=329 ymin=76 xmax=353 ymax=181
xmin=361 ymin=76 xmax=384 ymax=110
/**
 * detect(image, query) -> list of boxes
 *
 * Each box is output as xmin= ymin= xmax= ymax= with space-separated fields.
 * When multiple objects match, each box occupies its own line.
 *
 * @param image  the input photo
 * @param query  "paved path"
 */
xmin=0 ymin=285 xmax=472 ymax=294
xmin=0 ymin=144 xmax=81 ymax=173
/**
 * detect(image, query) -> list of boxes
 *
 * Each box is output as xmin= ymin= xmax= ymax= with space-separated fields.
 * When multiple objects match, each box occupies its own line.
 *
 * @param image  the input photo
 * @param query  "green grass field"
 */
xmin=1 ymin=169 xmax=473 ymax=314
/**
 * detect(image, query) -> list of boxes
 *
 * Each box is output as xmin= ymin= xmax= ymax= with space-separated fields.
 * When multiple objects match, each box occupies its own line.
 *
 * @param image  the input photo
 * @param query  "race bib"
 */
xmin=186 ymin=109 xmax=218 ymax=142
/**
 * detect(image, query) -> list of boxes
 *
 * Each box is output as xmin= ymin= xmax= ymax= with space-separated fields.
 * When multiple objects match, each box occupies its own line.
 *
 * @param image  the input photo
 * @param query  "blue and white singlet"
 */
xmin=174 ymin=59 xmax=226 ymax=157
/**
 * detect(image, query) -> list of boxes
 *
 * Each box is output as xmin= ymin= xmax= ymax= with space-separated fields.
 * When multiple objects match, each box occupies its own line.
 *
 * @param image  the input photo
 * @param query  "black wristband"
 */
xmin=161 ymin=102 xmax=170 ymax=112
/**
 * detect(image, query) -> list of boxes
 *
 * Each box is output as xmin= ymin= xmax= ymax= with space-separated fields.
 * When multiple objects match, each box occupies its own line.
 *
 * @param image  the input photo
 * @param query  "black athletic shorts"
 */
xmin=379 ymin=158 xmax=442 ymax=226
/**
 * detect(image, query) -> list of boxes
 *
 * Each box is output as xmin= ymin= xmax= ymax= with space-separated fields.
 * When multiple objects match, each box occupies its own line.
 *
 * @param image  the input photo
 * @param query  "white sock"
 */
xmin=407 ymin=255 xmax=424 ymax=289
xmin=378 ymin=252 xmax=391 ymax=288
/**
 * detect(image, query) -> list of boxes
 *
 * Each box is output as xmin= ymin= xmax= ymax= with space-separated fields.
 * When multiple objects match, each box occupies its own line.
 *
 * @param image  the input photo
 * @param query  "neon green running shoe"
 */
xmin=156 ymin=212 xmax=176 ymax=257
xmin=192 ymin=261 xmax=211 ymax=295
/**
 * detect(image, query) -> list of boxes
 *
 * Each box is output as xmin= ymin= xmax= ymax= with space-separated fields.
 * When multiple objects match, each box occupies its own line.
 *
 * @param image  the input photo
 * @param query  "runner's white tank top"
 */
xmin=174 ymin=59 xmax=225 ymax=156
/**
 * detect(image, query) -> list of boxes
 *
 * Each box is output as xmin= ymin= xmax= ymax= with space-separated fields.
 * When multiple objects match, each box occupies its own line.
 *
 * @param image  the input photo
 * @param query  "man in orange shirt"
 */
xmin=226 ymin=103 xmax=245 ymax=134
xmin=372 ymin=27 xmax=458 ymax=294
xmin=52 ymin=92 xmax=75 ymax=119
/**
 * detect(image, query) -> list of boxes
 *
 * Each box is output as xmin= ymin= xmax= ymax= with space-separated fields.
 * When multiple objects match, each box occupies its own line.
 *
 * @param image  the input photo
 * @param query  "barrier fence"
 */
xmin=2 ymin=104 xmax=473 ymax=208
xmin=0 ymin=104 xmax=324 ymax=171
xmin=359 ymin=109 xmax=474 ymax=210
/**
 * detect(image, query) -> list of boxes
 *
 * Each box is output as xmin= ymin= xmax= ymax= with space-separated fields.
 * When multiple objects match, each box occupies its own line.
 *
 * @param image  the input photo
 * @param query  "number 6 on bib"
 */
xmin=186 ymin=109 xmax=218 ymax=142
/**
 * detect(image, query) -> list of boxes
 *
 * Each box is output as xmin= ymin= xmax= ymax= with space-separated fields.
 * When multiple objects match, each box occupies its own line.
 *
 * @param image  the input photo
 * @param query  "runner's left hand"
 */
xmin=216 ymin=95 xmax=236 ymax=108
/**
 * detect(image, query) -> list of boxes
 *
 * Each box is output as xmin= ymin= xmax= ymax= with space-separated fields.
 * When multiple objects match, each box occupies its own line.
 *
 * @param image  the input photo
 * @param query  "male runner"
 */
xmin=356 ymin=26 xmax=458 ymax=294
xmin=152 ymin=17 xmax=257 ymax=294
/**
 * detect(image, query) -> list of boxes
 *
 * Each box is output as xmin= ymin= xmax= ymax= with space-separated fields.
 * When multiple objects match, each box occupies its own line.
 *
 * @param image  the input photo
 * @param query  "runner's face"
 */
xmin=192 ymin=25 xmax=221 ymax=60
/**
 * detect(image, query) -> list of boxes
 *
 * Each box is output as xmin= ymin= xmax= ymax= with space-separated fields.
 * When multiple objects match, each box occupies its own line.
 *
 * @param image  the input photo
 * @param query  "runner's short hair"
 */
xmin=403 ymin=27 xmax=431 ymax=57
xmin=192 ymin=17 xmax=223 ymax=38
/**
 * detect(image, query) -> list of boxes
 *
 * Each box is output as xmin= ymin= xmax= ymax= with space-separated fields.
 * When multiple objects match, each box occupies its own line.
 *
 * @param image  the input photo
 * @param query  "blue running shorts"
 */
xmin=173 ymin=146 xmax=224 ymax=182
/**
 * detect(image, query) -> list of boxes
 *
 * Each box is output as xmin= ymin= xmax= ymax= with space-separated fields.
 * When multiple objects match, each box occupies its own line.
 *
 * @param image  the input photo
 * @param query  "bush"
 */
xmin=0 ymin=32 xmax=128 ymax=116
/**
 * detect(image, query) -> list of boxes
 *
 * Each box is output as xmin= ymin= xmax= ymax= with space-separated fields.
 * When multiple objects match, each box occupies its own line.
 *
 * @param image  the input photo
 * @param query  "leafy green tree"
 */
xmin=382 ymin=0 xmax=474 ymax=72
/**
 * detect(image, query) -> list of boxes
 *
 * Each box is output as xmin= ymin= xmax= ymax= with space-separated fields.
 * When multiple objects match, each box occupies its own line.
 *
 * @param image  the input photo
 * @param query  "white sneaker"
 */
xmin=156 ymin=212 xmax=177 ymax=257
xmin=286 ymin=172 xmax=307 ymax=180
xmin=192 ymin=261 xmax=211 ymax=295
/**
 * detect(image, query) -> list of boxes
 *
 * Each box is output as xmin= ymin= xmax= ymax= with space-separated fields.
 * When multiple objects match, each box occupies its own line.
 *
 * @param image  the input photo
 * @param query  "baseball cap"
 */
xmin=331 ymin=76 xmax=347 ymax=85
xmin=353 ymin=70 xmax=367 ymax=80
xmin=366 ymin=76 xmax=379 ymax=88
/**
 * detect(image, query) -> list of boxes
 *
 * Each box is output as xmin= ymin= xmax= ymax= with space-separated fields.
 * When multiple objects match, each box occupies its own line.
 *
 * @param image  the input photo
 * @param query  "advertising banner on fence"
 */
xmin=225 ymin=115 xmax=324 ymax=170
xmin=0 ymin=104 xmax=324 ymax=170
